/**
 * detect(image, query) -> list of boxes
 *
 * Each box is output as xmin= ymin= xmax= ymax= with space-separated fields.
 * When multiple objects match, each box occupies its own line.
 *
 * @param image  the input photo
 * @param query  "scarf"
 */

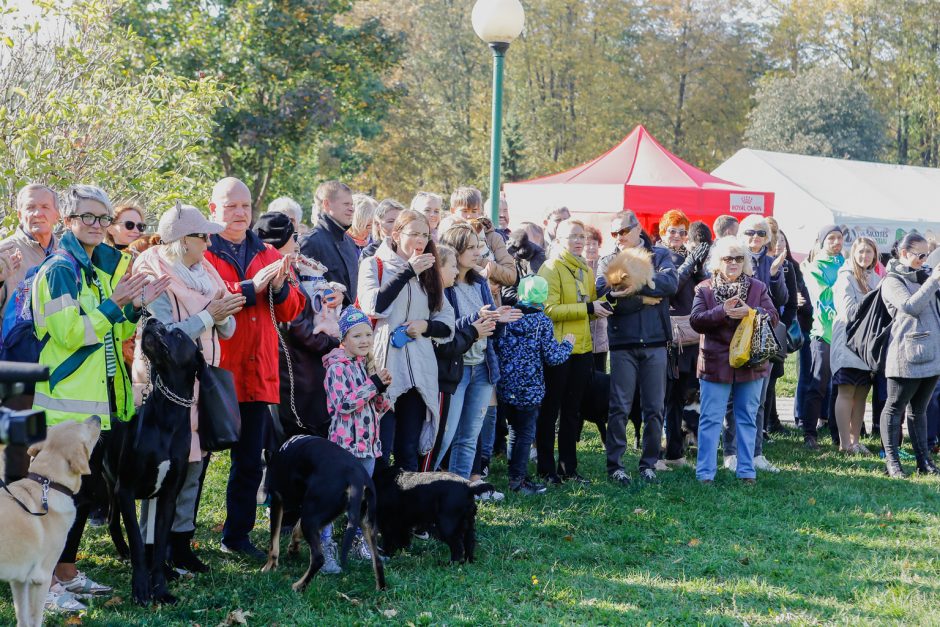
xmin=171 ymin=258 xmax=218 ymax=296
xmin=887 ymin=258 xmax=926 ymax=284
xmin=670 ymin=246 xmax=688 ymax=259
xmin=713 ymin=273 xmax=751 ymax=304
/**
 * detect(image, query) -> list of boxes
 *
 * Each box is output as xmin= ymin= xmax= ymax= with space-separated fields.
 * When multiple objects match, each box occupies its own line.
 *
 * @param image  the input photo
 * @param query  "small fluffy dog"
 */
xmin=0 ymin=416 xmax=101 ymax=627
xmin=604 ymin=247 xmax=657 ymax=300
xmin=373 ymin=466 xmax=491 ymax=564
xmin=262 ymin=435 xmax=385 ymax=592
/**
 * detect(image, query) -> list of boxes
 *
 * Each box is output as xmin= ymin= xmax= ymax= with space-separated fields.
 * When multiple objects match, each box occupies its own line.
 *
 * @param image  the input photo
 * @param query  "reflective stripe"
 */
xmin=44 ymin=294 xmax=79 ymax=317
xmin=82 ymin=316 xmax=98 ymax=346
xmin=33 ymin=393 xmax=110 ymax=416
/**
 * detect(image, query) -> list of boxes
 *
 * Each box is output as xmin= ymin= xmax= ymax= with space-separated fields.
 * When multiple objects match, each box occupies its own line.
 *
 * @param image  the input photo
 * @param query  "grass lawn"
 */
xmin=4 ymin=411 xmax=940 ymax=626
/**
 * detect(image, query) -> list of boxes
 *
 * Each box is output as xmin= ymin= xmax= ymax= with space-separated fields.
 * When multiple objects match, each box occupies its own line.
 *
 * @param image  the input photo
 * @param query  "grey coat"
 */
xmin=881 ymin=269 xmax=940 ymax=379
xmin=830 ymin=266 xmax=880 ymax=375
xmin=357 ymin=240 xmax=455 ymax=453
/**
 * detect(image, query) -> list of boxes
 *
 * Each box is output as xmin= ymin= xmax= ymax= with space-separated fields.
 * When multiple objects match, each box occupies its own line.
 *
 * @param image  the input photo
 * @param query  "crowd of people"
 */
xmin=3 ymin=179 xmax=939 ymax=618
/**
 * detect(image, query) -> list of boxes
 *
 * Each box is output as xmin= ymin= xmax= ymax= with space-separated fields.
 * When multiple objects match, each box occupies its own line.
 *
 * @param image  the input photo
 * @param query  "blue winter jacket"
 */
xmin=495 ymin=304 xmax=573 ymax=406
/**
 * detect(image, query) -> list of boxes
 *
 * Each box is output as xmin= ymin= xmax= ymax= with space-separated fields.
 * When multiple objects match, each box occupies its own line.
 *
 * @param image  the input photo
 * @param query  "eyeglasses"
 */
xmin=744 ymin=229 xmax=768 ymax=238
xmin=611 ymin=227 xmax=635 ymax=237
xmin=721 ymin=256 xmax=746 ymax=264
xmin=188 ymin=233 xmax=209 ymax=241
xmin=70 ymin=213 xmax=114 ymax=227
xmin=403 ymin=231 xmax=430 ymax=240
xmin=666 ymin=228 xmax=688 ymax=236
xmin=122 ymin=220 xmax=147 ymax=232
xmin=566 ymin=235 xmax=586 ymax=242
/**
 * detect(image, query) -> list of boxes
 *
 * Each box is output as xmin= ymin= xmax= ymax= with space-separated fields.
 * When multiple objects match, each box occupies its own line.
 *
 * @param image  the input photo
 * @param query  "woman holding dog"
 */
xmin=133 ymin=203 xmax=245 ymax=575
xmin=690 ymin=236 xmax=778 ymax=484
xmin=357 ymin=210 xmax=455 ymax=472
xmin=31 ymin=185 xmax=170 ymax=613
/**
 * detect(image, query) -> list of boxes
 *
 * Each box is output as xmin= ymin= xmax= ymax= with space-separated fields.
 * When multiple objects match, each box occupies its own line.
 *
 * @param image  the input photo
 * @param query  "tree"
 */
xmin=116 ymin=0 xmax=403 ymax=214
xmin=0 ymin=0 xmax=221 ymax=220
xmin=744 ymin=66 xmax=887 ymax=160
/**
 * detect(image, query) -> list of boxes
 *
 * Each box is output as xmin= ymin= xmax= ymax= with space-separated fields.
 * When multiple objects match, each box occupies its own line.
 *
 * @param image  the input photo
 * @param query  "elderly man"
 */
xmin=266 ymin=196 xmax=305 ymax=234
xmin=596 ymin=211 xmax=678 ymax=485
xmin=484 ymin=194 xmax=511 ymax=241
xmin=0 ymin=184 xmax=61 ymax=320
xmin=299 ymin=181 xmax=358 ymax=305
xmin=542 ymin=206 xmax=571 ymax=257
xmin=205 ymin=177 xmax=305 ymax=560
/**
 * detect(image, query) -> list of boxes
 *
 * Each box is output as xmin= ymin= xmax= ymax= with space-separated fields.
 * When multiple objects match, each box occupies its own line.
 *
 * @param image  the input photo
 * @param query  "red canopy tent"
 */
xmin=503 ymin=125 xmax=774 ymax=244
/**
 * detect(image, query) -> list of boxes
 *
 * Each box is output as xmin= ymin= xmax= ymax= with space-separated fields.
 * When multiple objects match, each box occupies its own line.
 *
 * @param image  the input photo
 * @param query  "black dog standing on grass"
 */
xmin=372 ymin=466 xmax=492 ymax=564
xmin=102 ymin=318 xmax=200 ymax=605
xmin=262 ymin=435 xmax=386 ymax=591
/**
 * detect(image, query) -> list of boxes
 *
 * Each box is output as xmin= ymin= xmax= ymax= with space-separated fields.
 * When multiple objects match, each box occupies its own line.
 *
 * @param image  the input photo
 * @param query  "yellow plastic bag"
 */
xmin=729 ymin=308 xmax=756 ymax=368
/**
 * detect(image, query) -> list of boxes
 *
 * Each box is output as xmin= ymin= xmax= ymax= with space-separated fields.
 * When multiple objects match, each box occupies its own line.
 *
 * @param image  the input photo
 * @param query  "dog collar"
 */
xmin=28 ymin=473 xmax=75 ymax=499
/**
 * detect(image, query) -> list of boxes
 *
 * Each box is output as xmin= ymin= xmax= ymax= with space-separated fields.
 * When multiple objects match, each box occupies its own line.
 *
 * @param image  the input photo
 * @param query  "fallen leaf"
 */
xmin=688 ymin=538 xmax=701 ymax=547
xmin=885 ymin=511 xmax=893 ymax=519
xmin=217 ymin=609 xmax=251 ymax=626
xmin=633 ymin=508 xmax=648 ymax=515
xmin=338 ymin=592 xmax=361 ymax=606
xmin=64 ymin=617 xmax=82 ymax=625
xmin=563 ymin=535 xmax=573 ymax=542
xmin=212 ymin=523 xmax=225 ymax=533
xmin=381 ymin=609 xmax=398 ymax=618
xmin=807 ymin=497 xmax=816 ymax=506
xmin=104 ymin=596 xmax=123 ymax=607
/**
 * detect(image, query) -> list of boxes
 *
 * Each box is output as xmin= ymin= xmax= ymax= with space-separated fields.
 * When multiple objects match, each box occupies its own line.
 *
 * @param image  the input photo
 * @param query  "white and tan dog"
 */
xmin=0 ymin=416 xmax=101 ymax=627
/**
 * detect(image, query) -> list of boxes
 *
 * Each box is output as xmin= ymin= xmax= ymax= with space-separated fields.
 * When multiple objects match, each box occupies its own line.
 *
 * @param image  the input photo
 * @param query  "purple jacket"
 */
xmin=690 ymin=277 xmax=778 ymax=383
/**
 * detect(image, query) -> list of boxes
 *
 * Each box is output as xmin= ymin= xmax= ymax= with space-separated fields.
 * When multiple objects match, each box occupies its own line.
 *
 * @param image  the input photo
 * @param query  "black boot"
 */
xmin=169 ymin=531 xmax=210 ymax=573
xmin=916 ymin=458 xmax=940 ymax=476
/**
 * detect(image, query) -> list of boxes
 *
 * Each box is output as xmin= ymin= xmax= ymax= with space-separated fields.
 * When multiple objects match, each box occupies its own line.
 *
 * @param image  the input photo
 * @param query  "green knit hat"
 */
xmin=518 ymin=275 xmax=549 ymax=305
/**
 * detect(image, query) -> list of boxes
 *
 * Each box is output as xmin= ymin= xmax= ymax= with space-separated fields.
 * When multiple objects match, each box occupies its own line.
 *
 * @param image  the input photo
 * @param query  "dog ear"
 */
xmin=68 ymin=444 xmax=92 ymax=476
xmin=27 ymin=439 xmax=45 ymax=459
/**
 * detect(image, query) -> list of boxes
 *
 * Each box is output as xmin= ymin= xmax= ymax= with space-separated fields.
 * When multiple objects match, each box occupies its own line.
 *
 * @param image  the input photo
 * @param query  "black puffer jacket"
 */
xmin=434 ymin=288 xmax=481 ymax=395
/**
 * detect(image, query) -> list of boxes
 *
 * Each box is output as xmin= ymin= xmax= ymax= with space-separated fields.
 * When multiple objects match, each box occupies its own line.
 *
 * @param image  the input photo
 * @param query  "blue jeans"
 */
xmin=697 ymin=378 xmax=764 ymax=480
xmin=480 ymin=405 xmax=497 ymax=460
xmin=222 ymin=402 xmax=269 ymax=547
xmin=435 ymin=364 xmax=493 ymax=478
xmin=504 ymin=403 xmax=539 ymax=482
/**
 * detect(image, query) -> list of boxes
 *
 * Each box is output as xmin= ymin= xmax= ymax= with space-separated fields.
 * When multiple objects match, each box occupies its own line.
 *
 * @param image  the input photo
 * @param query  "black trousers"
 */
xmin=537 ymin=352 xmax=593 ymax=477
xmin=60 ymin=429 xmax=111 ymax=563
xmin=665 ymin=370 xmax=695 ymax=460
xmin=881 ymin=376 xmax=940 ymax=468
xmin=393 ymin=388 xmax=426 ymax=471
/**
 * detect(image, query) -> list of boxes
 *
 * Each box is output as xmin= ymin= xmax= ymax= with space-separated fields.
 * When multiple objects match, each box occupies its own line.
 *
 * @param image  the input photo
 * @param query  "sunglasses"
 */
xmin=722 ymin=256 xmax=746 ymax=264
xmin=915 ymin=252 xmax=928 ymax=261
xmin=744 ymin=229 xmax=768 ymax=238
xmin=122 ymin=220 xmax=147 ymax=232
xmin=611 ymin=227 xmax=635 ymax=237
xmin=188 ymin=233 xmax=209 ymax=241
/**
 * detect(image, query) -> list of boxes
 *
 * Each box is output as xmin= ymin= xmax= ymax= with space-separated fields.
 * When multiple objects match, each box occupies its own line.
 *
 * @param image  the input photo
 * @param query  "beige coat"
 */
xmin=0 ymin=227 xmax=55 ymax=318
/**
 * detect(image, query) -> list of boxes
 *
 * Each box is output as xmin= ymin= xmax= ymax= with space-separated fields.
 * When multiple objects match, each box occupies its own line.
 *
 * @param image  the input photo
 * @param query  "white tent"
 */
xmin=712 ymin=149 xmax=940 ymax=255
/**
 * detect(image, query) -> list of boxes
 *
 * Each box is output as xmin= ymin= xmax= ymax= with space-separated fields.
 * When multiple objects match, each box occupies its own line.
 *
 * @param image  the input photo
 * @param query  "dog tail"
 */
xmin=339 ymin=481 xmax=365 ymax=568
xmin=469 ymin=482 xmax=495 ymax=496
xmin=362 ymin=479 xmax=387 ymax=590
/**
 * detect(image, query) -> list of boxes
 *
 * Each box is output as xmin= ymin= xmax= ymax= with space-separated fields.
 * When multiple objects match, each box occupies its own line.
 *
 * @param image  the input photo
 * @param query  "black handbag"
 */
xmin=786 ymin=319 xmax=804 ymax=353
xmin=197 ymin=362 xmax=241 ymax=451
xmin=770 ymin=320 xmax=788 ymax=364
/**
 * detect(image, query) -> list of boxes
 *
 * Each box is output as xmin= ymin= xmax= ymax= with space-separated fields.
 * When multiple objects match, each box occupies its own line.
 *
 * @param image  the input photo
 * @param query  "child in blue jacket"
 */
xmin=496 ymin=275 xmax=574 ymax=494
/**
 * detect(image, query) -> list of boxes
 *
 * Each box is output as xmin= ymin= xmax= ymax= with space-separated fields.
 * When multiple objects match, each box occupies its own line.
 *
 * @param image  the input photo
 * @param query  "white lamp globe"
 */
xmin=471 ymin=0 xmax=526 ymax=45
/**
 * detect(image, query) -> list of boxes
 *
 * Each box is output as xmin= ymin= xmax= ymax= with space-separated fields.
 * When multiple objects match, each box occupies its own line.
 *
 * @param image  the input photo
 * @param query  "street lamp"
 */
xmin=472 ymin=0 xmax=525 ymax=223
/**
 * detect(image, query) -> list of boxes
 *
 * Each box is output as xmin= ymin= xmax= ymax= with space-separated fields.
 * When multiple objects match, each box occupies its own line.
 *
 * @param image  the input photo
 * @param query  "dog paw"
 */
xmin=291 ymin=579 xmax=310 ymax=593
xmin=152 ymin=589 xmax=178 ymax=606
xmin=261 ymin=558 xmax=278 ymax=572
xmin=132 ymin=582 xmax=152 ymax=606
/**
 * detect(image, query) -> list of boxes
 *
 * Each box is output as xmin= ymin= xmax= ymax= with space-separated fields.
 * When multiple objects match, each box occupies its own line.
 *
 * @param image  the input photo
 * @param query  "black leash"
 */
xmin=0 ymin=473 xmax=75 ymax=516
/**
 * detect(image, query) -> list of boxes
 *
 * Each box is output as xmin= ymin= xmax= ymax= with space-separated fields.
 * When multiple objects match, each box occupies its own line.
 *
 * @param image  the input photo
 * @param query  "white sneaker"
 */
xmin=55 ymin=571 xmax=112 ymax=598
xmin=470 ymin=480 xmax=505 ymax=502
xmin=352 ymin=536 xmax=373 ymax=561
xmin=320 ymin=540 xmax=342 ymax=574
xmin=753 ymin=455 xmax=781 ymax=473
xmin=44 ymin=583 xmax=87 ymax=614
xmin=723 ymin=455 xmax=737 ymax=473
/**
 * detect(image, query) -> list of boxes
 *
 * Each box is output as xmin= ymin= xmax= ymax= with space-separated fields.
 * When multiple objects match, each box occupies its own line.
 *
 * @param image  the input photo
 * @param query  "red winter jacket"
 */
xmin=205 ymin=232 xmax=305 ymax=404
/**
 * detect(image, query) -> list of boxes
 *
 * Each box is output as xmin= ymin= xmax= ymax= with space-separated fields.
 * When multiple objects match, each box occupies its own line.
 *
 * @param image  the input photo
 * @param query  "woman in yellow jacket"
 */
xmin=31 ymin=185 xmax=169 ymax=612
xmin=536 ymin=219 xmax=611 ymax=484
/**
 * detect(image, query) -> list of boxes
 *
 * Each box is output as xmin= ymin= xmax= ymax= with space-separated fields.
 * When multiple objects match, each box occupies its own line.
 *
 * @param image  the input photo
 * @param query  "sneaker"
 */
xmin=413 ymin=529 xmax=430 ymax=540
xmin=653 ymin=459 xmax=673 ymax=472
xmin=475 ymin=487 xmax=505 ymax=502
xmin=723 ymin=455 xmax=737 ymax=473
xmin=663 ymin=457 xmax=690 ymax=468
xmin=320 ymin=540 xmax=342 ymax=574
xmin=540 ymin=473 xmax=563 ymax=485
xmin=753 ymin=455 xmax=781 ymax=473
xmin=352 ymin=536 xmax=373 ymax=561
xmin=639 ymin=468 xmax=659 ymax=484
xmin=220 ymin=541 xmax=266 ymax=561
xmin=560 ymin=471 xmax=592 ymax=485
xmin=740 ymin=477 xmax=757 ymax=485
xmin=529 ymin=447 xmax=538 ymax=462
xmin=855 ymin=443 xmax=873 ymax=456
xmin=804 ymin=436 xmax=819 ymax=451
xmin=55 ymin=571 xmax=112 ymax=598
xmin=44 ymin=583 xmax=87 ymax=614
xmin=509 ymin=478 xmax=547 ymax=495
xmin=608 ymin=469 xmax=631 ymax=487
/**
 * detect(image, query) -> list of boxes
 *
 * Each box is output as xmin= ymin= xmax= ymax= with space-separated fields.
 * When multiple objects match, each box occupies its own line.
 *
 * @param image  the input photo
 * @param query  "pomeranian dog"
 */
xmin=604 ymin=247 xmax=658 ymax=303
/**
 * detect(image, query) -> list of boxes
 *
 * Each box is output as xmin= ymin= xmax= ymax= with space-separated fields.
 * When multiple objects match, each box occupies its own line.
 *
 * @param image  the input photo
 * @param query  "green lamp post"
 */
xmin=472 ymin=0 xmax=526 ymax=223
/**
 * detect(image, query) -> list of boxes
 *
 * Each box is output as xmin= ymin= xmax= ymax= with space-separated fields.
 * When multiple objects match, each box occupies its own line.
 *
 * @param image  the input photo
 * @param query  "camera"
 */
xmin=0 ymin=362 xmax=48 ymax=483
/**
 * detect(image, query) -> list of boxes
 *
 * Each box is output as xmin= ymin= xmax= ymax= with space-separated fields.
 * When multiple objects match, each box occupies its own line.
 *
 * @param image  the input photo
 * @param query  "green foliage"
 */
xmin=745 ymin=66 xmax=887 ymax=160
xmin=115 ymin=0 xmax=403 ymax=214
xmin=0 ymin=0 xmax=222 ymax=222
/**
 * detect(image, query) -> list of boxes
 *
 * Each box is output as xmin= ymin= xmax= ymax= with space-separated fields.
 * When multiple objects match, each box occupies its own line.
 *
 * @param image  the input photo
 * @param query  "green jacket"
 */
xmin=31 ymin=232 xmax=139 ymax=429
xmin=803 ymin=252 xmax=844 ymax=344
xmin=538 ymin=250 xmax=597 ymax=355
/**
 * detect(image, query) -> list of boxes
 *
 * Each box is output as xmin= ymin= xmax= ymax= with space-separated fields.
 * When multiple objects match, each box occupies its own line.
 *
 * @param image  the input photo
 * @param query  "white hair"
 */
xmin=738 ymin=214 xmax=770 ymax=239
xmin=350 ymin=194 xmax=378 ymax=238
xmin=706 ymin=236 xmax=753 ymax=276
xmin=161 ymin=239 xmax=187 ymax=263
xmin=16 ymin=184 xmax=59 ymax=214
xmin=267 ymin=196 xmax=303 ymax=226
xmin=62 ymin=185 xmax=112 ymax=219
xmin=410 ymin=191 xmax=442 ymax=211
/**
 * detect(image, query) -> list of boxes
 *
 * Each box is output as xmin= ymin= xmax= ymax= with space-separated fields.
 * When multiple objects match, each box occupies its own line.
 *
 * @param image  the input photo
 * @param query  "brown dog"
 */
xmin=0 ymin=416 xmax=101 ymax=627
xmin=604 ymin=247 xmax=661 ymax=304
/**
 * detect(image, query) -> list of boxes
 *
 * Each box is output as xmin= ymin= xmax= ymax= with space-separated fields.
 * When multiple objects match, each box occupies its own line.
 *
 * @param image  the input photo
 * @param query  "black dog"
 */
xmin=103 ymin=318 xmax=199 ymax=605
xmin=262 ymin=435 xmax=386 ymax=592
xmin=580 ymin=370 xmax=642 ymax=448
xmin=372 ymin=466 xmax=492 ymax=563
